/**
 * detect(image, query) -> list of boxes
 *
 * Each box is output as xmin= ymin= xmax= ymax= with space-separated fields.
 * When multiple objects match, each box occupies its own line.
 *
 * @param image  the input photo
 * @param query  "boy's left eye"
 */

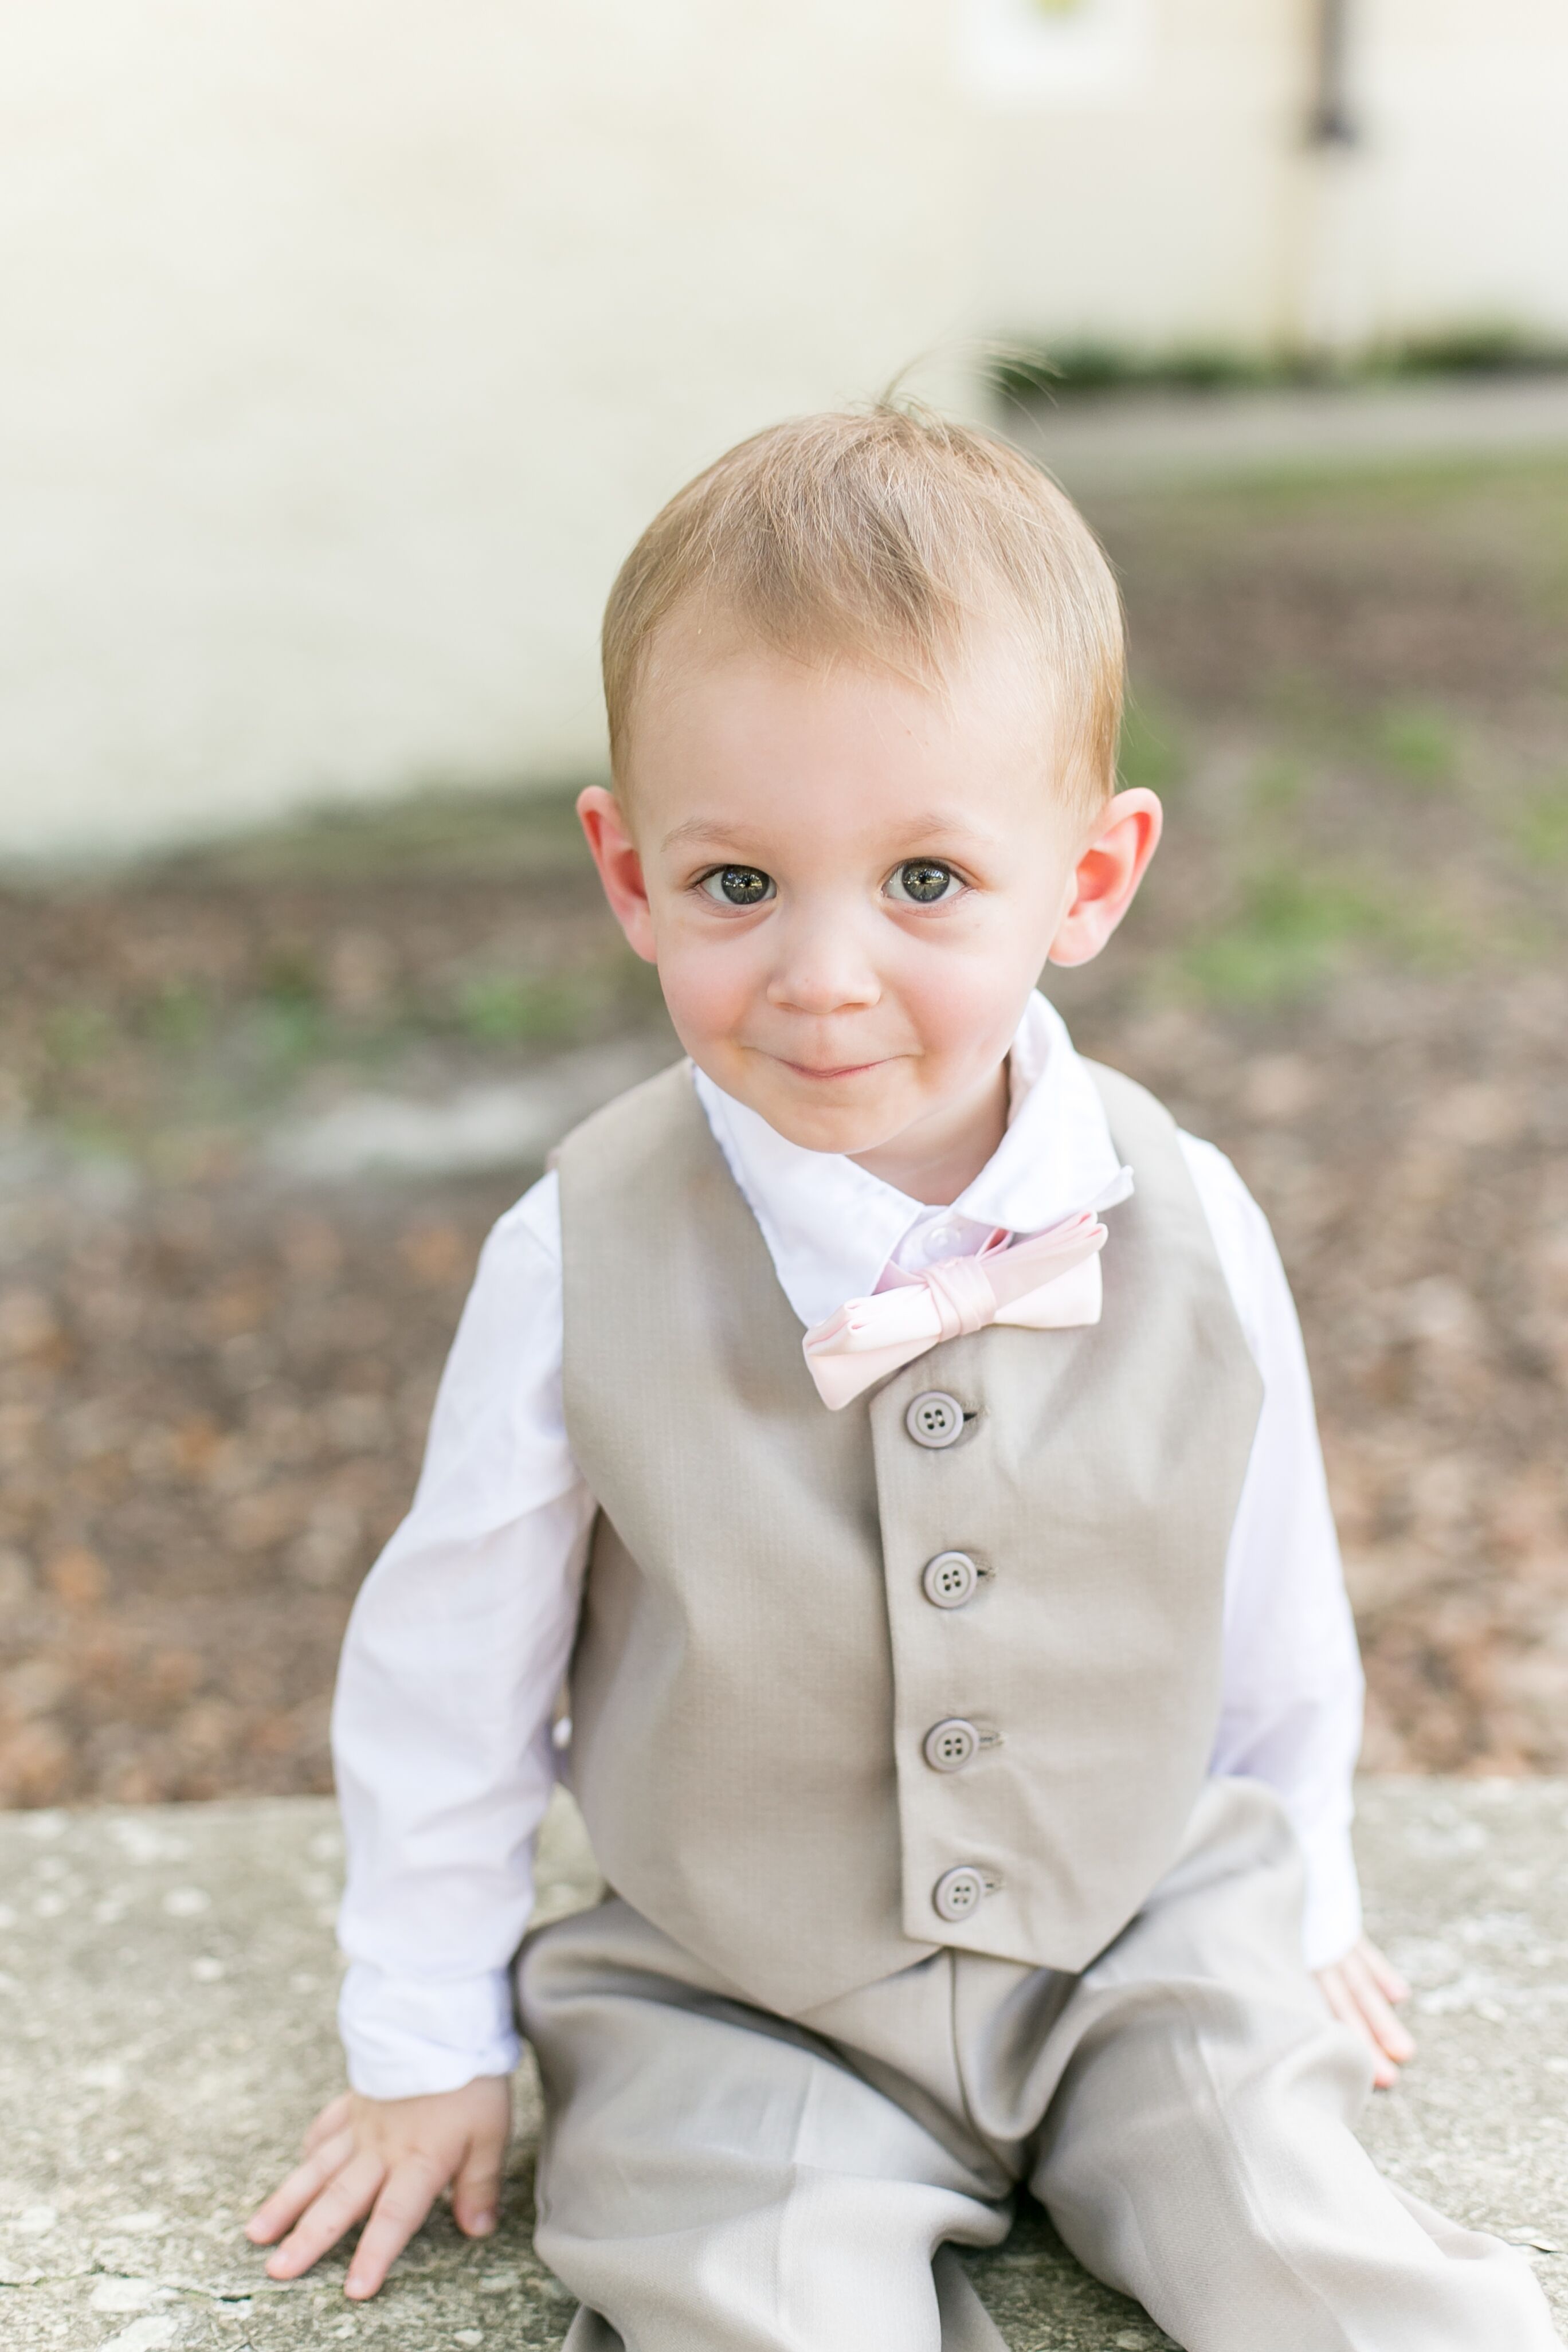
xmin=886 ymin=859 xmax=960 ymax=905
xmin=699 ymin=865 xmax=776 ymax=907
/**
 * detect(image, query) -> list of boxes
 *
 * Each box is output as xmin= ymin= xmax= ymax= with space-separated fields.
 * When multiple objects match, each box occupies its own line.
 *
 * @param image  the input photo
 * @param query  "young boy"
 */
xmin=248 ymin=407 xmax=1561 ymax=2350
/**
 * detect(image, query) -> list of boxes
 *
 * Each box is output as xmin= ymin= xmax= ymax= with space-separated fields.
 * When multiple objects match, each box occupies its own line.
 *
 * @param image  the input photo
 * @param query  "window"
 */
xmin=958 ymin=0 xmax=1150 ymax=106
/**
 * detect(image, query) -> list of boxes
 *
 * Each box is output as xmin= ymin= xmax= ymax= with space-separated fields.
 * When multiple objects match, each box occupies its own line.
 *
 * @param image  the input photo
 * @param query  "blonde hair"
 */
xmin=602 ymin=403 xmax=1125 ymax=810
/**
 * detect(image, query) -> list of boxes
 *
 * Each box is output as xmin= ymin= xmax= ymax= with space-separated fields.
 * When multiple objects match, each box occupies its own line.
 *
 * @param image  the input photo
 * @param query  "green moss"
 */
xmin=1374 ymin=705 xmax=1457 ymax=784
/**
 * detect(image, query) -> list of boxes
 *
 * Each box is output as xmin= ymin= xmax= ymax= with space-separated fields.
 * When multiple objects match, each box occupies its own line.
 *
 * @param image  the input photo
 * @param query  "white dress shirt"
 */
xmin=333 ymin=993 xmax=1365 ymax=2100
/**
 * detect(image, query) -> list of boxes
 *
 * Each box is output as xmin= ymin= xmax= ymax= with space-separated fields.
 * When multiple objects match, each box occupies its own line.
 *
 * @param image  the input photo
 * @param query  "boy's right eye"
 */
xmin=699 ymin=866 xmax=775 ymax=907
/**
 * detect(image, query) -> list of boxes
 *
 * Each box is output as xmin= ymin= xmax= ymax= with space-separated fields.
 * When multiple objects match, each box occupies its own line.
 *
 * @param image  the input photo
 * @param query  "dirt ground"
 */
xmin=2 ymin=453 xmax=1566 ymax=1808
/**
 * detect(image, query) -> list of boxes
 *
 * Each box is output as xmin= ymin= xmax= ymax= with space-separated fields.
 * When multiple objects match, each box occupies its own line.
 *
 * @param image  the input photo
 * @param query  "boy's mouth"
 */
xmin=778 ymin=1057 xmax=887 ymax=1083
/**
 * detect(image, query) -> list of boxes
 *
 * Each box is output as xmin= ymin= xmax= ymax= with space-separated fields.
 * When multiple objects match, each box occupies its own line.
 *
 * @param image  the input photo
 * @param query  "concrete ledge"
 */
xmin=2 ymin=1782 xmax=1565 ymax=2349
xmin=1011 ymin=375 xmax=1568 ymax=493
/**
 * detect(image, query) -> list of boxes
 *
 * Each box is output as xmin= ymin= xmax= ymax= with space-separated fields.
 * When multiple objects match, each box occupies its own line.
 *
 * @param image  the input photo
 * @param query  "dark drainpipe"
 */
xmin=1308 ymin=0 xmax=1359 ymax=147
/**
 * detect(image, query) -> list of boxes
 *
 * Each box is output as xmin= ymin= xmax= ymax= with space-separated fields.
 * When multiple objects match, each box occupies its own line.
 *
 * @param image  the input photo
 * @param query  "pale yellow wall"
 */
xmin=5 ymin=1 xmax=1567 ymax=860
xmin=0 ymin=1 xmax=969 ymax=859
xmin=1359 ymin=0 xmax=1568 ymax=341
xmin=972 ymin=0 xmax=1568 ymax=355
xmin=973 ymin=0 xmax=1306 ymax=351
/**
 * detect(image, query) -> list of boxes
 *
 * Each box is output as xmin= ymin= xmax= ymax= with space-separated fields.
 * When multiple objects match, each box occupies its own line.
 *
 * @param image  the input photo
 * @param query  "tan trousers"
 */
xmin=517 ymin=1780 xmax=1560 ymax=2352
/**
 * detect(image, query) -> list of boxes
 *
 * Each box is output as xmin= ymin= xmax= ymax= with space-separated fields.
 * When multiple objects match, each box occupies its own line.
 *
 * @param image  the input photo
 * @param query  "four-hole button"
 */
xmin=905 ymin=1391 xmax=965 ymax=1448
xmin=923 ymin=1718 xmax=981 ymax=1773
xmin=932 ymin=1865 xmax=987 ymax=1922
xmin=922 ymin=1550 xmax=979 ymax=1608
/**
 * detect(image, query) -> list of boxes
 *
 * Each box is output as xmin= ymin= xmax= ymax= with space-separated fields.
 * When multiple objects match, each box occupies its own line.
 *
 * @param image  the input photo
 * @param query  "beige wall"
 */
xmin=974 ymin=0 xmax=1304 ymax=351
xmin=974 ymin=0 xmax=1568 ymax=355
xmin=0 ymin=1 xmax=968 ymax=860
xmin=5 ymin=0 xmax=1567 ymax=860
xmin=1360 ymin=1 xmax=1568 ymax=343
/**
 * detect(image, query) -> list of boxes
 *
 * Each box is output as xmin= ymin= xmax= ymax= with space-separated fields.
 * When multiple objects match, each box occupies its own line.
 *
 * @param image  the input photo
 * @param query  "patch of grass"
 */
xmin=157 ymin=781 xmax=599 ymax=887
xmin=1118 ymin=702 xmax=1186 ymax=795
xmin=42 ymin=1005 xmax=113 ymax=1068
xmin=1178 ymin=866 xmax=1386 ymax=1005
xmin=143 ymin=982 xmax=215 ymax=1052
xmin=454 ymin=972 xmax=602 ymax=1046
xmin=1248 ymin=757 xmax=1305 ymax=813
xmin=1176 ymin=857 xmax=1473 ymax=1005
xmin=1379 ymin=324 xmax=1568 ymax=380
xmin=244 ymin=998 xmax=327 ymax=1075
xmin=1512 ymin=780 xmax=1568 ymax=865
xmin=260 ymin=946 xmax=323 ymax=1007
xmin=994 ymin=340 xmax=1277 ymax=403
xmin=1374 ymin=705 xmax=1458 ymax=784
xmin=990 ymin=325 xmax=1568 ymax=406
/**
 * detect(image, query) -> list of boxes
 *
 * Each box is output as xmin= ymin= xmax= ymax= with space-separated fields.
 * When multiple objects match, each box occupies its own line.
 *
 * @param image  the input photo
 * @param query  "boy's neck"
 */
xmin=846 ymin=1058 xmax=1011 ymax=1208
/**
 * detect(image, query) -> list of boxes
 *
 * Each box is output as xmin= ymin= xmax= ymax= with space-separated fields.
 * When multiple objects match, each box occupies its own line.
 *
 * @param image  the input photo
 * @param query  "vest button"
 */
xmin=904 ymin=1391 xmax=965 ymax=1448
xmin=922 ymin=1550 xmax=979 ymax=1608
xmin=923 ymin=1718 xmax=980 ymax=1773
xmin=932 ymin=1865 xmax=987 ymax=1922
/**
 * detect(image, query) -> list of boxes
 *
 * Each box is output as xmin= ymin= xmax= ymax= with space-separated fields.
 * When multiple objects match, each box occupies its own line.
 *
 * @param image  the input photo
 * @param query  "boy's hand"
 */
xmin=1314 ymin=1935 xmax=1415 ymax=2089
xmin=245 ymin=2076 xmax=512 ymax=2300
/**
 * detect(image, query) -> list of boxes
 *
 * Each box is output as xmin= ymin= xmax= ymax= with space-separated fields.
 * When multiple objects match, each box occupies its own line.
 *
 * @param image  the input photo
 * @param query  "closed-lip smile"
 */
xmin=779 ymin=1057 xmax=885 ymax=1081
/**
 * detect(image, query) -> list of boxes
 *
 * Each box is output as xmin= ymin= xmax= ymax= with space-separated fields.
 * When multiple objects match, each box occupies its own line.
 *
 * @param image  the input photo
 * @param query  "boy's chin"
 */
xmin=735 ymin=1078 xmax=916 ymax=1161
xmin=686 ymin=1041 xmax=926 ymax=1158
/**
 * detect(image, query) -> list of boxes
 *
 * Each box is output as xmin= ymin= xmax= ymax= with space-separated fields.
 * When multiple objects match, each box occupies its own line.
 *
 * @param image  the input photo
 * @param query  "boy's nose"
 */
xmin=765 ymin=912 xmax=881 ymax=1016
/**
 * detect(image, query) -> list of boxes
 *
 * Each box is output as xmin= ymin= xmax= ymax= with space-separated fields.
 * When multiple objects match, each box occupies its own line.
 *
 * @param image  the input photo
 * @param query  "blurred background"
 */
xmin=1 ymin=0 xmax=1566 ymax=1810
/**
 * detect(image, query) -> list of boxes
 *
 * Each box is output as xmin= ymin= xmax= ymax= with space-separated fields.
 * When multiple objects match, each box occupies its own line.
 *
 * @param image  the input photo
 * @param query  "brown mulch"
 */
xmin=2 ymin=454 xmax=1567 ymax=1808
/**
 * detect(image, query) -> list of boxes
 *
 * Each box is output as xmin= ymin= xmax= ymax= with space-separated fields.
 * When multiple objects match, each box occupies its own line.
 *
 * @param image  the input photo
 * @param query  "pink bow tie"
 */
xmin=801 ymin=1211 xmax=1108 ymax=1410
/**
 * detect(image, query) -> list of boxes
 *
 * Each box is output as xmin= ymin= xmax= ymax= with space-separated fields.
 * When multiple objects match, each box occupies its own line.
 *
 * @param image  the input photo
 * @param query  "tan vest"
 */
xmin=557 ymin=1059 xmax=1262 ymax=2018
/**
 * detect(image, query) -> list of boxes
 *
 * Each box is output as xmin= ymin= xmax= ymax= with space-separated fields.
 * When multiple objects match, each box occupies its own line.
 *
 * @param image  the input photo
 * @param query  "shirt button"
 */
xmin=932 ymin=1865 xmax=987 ymax=1923
xmin=926 ymin=1224 xmax=960 ymax=1256
xmin=922 ymin=1551 xmax=979 ymax=1609
xmin=923 ymin=1718 xmax=981 ymax=1773
xmin=905 ymin=1391 xmax=965 ymax=1448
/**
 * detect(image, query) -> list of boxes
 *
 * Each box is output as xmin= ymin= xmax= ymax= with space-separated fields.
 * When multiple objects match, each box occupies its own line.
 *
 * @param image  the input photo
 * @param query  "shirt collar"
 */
xmin=691 ymin=991 xmax=1132 ymax=1330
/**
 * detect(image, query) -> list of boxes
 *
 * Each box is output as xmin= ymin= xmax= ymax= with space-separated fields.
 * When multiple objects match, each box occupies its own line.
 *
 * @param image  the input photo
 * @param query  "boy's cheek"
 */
xmin=651 ymin=942 xmax=758 ymax=1063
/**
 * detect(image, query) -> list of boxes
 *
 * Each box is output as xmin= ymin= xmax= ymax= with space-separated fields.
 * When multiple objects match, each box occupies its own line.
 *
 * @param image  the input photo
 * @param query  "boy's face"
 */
xmin=580 ymin=621 xmax=1158 ymax=1183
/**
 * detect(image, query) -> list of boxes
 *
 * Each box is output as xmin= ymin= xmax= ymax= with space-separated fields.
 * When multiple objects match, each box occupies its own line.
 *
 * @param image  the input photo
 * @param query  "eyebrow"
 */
xmin=890 ymin=812 xmax=1003 ymax=849
xmin=659 ymin=810 xmax=1002 ymax=855
xmin=659 ymin=817 xmax=758 ymax=853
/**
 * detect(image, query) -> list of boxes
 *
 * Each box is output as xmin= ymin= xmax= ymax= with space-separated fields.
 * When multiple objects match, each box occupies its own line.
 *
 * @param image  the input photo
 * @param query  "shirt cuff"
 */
xmin=338 ymin=1961 xmax=522 ymax=2101
xmin=1297 ymin=1819 xmax=1364 ymax=1973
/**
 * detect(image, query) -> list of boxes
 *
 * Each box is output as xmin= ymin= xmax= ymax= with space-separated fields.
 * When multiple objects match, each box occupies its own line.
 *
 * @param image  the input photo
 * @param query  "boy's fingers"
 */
xmin=451 ymin=2131 xmax=505 ymax=2239
xmin=303 ymin=2092 xmax=354 ymax=2156
xmin=1359 ymin=1939 xmax=1411 ymax=2005
xmin=1343 ymin=1950 xmax=1416 ymax=2061
xmin=345 ymin=2156 xmax=444 ymax=2300
xmin=1318 ymin=1970 xmax=1356 ymax=2032
xmin=246 ymin=2126 xmax=356 ymax=2244
xmin=1319 ymin=1970 xmax=1397 ymax=2087
xmin=265 ymin=2151 xmax=384 ymax=2281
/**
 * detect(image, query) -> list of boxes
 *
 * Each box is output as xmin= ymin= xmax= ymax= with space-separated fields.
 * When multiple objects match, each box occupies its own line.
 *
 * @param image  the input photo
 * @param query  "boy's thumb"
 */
xmin=452 ymin=2141 xmax=503 ymax=2239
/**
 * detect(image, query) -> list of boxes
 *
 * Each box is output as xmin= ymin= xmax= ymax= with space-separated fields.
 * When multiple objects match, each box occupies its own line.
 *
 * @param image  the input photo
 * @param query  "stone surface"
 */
xmin=1 ymin=1781 xmax=1565 ymax=2349
xmin=1016 ymin=375 xmax=1568 ymax=494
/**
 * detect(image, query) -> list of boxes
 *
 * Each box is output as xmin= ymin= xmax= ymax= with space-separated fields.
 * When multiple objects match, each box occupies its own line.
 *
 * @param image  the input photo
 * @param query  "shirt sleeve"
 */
xmin=331 ymin=1171 xmax=595 ymax=2099
xmin=1178 ymin=1134 xmax=1366 ymax=1971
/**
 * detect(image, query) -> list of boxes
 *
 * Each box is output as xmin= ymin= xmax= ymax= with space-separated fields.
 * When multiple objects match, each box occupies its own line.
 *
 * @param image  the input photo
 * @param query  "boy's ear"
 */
xmin=577 ymin=786 xmax=658 ymax=963
xmin=1046 ymin=789 xmax=1162 ymax=969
